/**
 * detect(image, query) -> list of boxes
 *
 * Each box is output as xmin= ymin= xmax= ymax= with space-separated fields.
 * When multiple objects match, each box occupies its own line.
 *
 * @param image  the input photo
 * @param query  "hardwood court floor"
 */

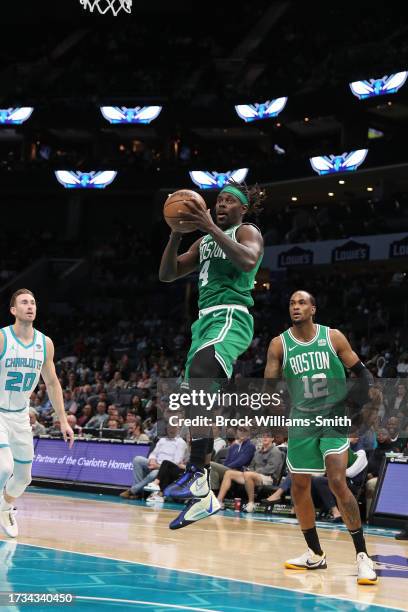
xmin=0 ymin=489 xmax=407 ymax=611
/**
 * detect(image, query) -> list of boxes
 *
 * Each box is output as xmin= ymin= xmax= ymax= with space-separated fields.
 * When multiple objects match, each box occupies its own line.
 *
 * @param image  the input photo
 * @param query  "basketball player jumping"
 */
xmin=0 ymin=289 xmax=75 ymax=538
xmin=265 ymin=290 xmax=378 ymax=584
xmin=159 ymin=184 xmax=264 ymax=529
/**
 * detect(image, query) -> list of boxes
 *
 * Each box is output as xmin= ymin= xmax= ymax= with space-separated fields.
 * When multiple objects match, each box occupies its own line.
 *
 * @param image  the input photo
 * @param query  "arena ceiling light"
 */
xmin=0 ymin=107 xmax=34 ymax=124
xmin=100 ymin=106 xmax=162 ymax=124
xmin=234 ymin=98 xmax=287 ymax=123
xmin=189 ymin=168 xmax=249 ymax=190
xmin=349 ymin=71 xmax=408 ymax=99
xmin=310 ymin=150 xmax=368 ymax=175
xmin=55 ymin=170 xmax=117 ymax=189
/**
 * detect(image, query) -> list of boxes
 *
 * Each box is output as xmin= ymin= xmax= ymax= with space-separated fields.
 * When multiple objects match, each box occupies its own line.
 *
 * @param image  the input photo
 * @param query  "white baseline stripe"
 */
xmin=76 ymin=596 xmax=220 ymax=611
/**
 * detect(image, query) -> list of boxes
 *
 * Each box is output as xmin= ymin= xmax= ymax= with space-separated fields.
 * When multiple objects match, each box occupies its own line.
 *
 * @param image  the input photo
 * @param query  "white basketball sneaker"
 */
xmin=0 ymin=506 xmax=18 ymax=538
xmin=169 ymin=491 xmax=221 ymax=529
xmin=285 ymin=548 xmax=327 ymax=570
xmin=356 ymin=552 xmax=378 ymax=585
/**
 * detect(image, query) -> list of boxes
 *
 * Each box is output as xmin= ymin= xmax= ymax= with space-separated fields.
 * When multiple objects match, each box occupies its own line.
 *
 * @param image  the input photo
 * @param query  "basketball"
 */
xmin=163 ymin=189 xmax=207 ymax=233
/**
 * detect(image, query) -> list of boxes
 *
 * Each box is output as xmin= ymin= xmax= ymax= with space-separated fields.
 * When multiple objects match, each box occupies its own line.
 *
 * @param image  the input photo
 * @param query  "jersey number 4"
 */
xmin=5 ymin=371 xmax=37 ymax=392
xmin=199 ymin=260 xmax=210 ymax=287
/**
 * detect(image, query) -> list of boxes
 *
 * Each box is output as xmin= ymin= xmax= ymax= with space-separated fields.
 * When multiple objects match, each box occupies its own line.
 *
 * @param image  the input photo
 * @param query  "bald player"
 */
xmin=265 ymin=290 xmax=378 ymax=585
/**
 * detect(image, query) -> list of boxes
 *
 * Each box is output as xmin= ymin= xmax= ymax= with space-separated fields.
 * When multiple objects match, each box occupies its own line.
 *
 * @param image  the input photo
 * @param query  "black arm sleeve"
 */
xmin=347 ymin=361 xmax=374 ymax=408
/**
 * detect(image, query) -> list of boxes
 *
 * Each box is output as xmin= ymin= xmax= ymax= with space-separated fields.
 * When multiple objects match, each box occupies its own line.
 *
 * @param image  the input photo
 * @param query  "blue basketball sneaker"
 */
xmin=169 ymin=491 xmax=221 ymax=530
xmin=164 ymin=464 xmax=210 ymax=499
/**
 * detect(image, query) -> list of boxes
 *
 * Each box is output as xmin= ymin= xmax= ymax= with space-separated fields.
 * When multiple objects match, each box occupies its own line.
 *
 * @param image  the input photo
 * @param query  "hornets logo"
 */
xmin=235 ymin=98 xmax=287 ymax=122
xmin=310 ymin=150 xmax=368 ymax=175
xmin=0 ymin=107 xmax=33 ymax=124
xmin=55 ymin=170 xmax=117 ymax=189
xmin=189 ymin=169 xmax=249 ymax=190
xmin=350 ymin=72 xmax=408 ymax=99
xmin=100 ymin=106 xmax=162 ymax=124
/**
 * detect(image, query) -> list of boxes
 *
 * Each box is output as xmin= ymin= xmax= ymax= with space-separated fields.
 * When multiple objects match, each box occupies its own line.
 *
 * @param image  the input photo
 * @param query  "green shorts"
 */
xmin=287 ymin=435 xmax=350 ymax=474
xmin=184 ymin=305 xmax=253 ymax=379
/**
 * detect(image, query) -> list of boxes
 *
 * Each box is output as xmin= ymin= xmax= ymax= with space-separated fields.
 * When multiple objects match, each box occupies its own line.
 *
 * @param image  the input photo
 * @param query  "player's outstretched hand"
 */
xmin=179 ymin=200 xmax=214 ymax=233
xmin=61 ymin=423 xmax=75 ymax=448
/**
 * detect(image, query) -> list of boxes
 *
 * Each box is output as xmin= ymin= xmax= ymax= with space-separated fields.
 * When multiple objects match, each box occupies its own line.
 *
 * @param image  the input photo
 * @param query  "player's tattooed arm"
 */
xmin=159 ymin=235 xmax=201 ymax=282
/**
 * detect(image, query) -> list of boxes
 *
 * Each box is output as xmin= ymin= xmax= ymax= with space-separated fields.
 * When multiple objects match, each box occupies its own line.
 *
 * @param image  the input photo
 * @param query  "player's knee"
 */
xmin=328 ymin=474 xmax=347 ymax=495
xmin=189 ymin=346 xmax=225 ymax=380
xmin=291 ymin=477 xmax=310 ymax=497
xmin=0 ymin=460 xmax=13 ymax=483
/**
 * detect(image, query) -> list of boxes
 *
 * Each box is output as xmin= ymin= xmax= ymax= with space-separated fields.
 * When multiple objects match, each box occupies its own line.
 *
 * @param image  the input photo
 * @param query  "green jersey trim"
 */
xmin=326 ymin=326 xmax=338 ymax=357
xmin=199 ymin=304 xmax=249 ymax=318
xmin=286 ymin=456 xmax=326 ymax=474
xmin=322 ymin=440 xmax=350 ymax=458
xmin=194 ymin=306 xmax=234 ymax=354
xmin=280 ymin=334 xmax=288 ymax=370
xmin=287 ymin=324 xmax=321 ymax=346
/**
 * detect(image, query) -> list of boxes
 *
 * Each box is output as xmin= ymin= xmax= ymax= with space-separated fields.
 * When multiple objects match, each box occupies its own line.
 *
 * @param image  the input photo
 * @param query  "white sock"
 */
xmin=1 ymin=496 xmax=13 ymax=511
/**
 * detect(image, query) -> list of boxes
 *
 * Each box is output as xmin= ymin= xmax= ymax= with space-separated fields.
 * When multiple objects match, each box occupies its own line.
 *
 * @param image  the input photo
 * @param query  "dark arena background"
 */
xmin=0 ymin=2 xmax=408 ymax=610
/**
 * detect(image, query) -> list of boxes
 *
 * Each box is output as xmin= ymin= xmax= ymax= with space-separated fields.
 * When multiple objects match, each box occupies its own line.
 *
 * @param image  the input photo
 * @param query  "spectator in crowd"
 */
xmin=86 ymin=401 xmax=108 ymax=429
xmin=211 ymin=428 xmax=236 ymax=463
xmin=212 ymin=426 xmax=227 ymax=456
xmin=67 ymin=414 xmax=82 ymax=435
xmin=124 ymin=412 xmax=137 ymax=429
xmin=386 ymin=416 xmax=404 ymax=449
xmin=77 ymin=403 xmax=93 ymax=427
xmin=365 ymin=428 xmax=397 ymax=518
xmin=120 ymin=425 xmax=187 ymax=499
xmin=263 ymin=474 xmax=292 ymax=504
xmin=387 ymin=383 xmax=408 ymax=419
xmin=63 ymin=389 xmax=78 ymax=415
xmin=48 ymin=417 xmax=62 ymax=436
xmin=30 ymin=409 xmax=46 ymax=436
xmin=357 ymin=405 xmax=380 ymax=451
xmin=216 ymin=432 xmax=284 ymax=512
xmin=145 ymin=453 xmax=190 ymax=506
xmin=397 ymin=357 xmax=408 ymax=377
xmin=105 ymin=418 xmax=120 ymax=429
xmin=126 ymin=417 xmax=150 ymax=443
xmin=108 ymin=371 xmax=126 ymax=390
xmin=210 ymin=426 xmax=256 ymax=490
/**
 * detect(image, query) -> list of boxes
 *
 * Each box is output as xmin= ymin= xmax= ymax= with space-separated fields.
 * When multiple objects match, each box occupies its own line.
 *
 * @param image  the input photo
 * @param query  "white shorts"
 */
xmin=258 ymin=474 xmax=273 ymax=486
xmin=0 ymin=410 xmax=34 ymax=463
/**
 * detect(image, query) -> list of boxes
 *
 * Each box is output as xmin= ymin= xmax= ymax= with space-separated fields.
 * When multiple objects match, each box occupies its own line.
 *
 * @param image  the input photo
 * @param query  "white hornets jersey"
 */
xmin=0 ymin=326 xmax=46 ymax=412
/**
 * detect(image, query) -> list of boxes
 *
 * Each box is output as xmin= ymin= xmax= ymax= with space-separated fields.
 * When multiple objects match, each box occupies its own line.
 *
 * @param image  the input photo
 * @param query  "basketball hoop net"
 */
xmin=80 ymin=0 xmax=132 ymax=16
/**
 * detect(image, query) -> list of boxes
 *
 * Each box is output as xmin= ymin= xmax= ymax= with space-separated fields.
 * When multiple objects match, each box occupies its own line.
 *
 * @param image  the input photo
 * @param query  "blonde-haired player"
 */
xmin=0 ymin=289 xmax=74 ymax=537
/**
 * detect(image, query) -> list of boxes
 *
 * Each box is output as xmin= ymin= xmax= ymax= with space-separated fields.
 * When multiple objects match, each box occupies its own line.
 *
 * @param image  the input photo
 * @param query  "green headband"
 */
xmin=219 ymin=185 xmax=249 ymax=207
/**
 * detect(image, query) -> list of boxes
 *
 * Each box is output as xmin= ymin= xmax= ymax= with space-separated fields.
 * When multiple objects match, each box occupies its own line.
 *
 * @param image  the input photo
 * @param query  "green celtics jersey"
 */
xmin=281 ymin=324 xmax=347 ymax=414
xmin=198 ymin=223 xmax=262 ymax=310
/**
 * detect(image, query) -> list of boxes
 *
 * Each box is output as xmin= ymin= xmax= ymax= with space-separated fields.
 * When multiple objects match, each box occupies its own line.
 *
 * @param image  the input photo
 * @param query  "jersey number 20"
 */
xmin=5 ymin=371 xmax=37 ymax=392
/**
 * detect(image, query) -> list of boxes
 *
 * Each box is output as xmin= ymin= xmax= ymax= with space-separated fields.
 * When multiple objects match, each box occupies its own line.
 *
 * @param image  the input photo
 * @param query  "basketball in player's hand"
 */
xmin=163 ymin=189 xmax=207 ymax=233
